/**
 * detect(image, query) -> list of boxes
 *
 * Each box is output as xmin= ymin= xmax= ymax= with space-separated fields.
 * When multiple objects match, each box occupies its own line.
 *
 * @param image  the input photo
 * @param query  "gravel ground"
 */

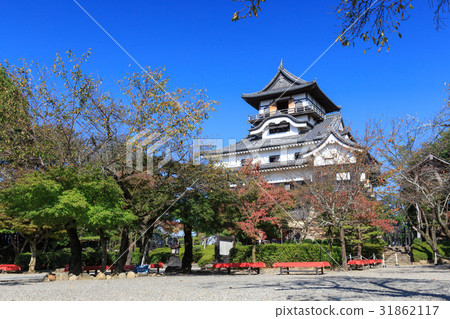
xmin=0 ymin=265 xmax=449 ymax=301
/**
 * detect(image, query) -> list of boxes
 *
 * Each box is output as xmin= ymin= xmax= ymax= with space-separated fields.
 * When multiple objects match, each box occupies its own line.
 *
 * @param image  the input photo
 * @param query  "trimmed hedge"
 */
xmin=198 ymin=245 xmax=215 ymax=267
xmin=15 ymin=247 xmax=141 ymax=271
xmin=412 ymin=240 xmax=450 ymax=261
xmin=147 ymin=245 xmax=215 ymax=265
xmin=148 ymin=247 xmax=171 ymax=264
xmin=229 ymin=243 xmax=343 ymax=267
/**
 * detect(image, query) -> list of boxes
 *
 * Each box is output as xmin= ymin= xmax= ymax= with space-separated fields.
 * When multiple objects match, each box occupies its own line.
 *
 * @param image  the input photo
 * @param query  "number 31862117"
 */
xmin=380 ymin=305 xmax=439 ymax=316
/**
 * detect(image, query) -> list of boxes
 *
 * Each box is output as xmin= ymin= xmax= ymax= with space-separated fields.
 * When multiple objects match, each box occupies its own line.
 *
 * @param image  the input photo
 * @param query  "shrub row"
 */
xmin=229 ymin=242 xmax=386 ymax=267
xmin=15 ymin=247 xmax=142 ymax=271
xmin=230 ymin=243 xmax=343 ymax=267
xmin=412 ymin=240 xmax=450 ymax=261
xmin=147 ymin=245 xmax=215 ymax=267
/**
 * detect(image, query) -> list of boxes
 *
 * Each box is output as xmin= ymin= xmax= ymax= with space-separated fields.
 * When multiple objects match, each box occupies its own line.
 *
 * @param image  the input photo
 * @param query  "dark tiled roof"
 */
xmin=241 ymin=65 xmax=340 ymax=112
xmin=209 ymin=112 xmax=356 ymax=155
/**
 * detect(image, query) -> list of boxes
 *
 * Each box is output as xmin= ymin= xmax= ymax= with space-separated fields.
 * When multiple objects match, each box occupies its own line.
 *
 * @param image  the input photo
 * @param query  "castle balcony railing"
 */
xmin=248 ymin=98 xmax=325 ymax=125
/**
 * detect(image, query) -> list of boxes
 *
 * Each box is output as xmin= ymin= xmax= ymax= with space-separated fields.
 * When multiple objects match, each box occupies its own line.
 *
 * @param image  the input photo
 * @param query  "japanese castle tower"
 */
xmin=209 ymin=62 xmax=360 ymax=187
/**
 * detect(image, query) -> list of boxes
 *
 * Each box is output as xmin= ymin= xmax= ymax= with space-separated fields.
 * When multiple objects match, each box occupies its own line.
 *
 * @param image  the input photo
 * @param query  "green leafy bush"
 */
xmin=15 ymin=251 xmax=72 ymax=271
xmin=147 ymin=245 xmax=215 ymax=265
xmin=148 ymin=247 xmax=172 ymax=264
xmin=198 ymin=245 xmax=215 ymax=267
xmin=412 ymin=240 xmax=450 ymax=261
xmin=361 ymin=243 xmax=385 ymax=259
xmin=229 ymin=243 xmax=342 ymax=267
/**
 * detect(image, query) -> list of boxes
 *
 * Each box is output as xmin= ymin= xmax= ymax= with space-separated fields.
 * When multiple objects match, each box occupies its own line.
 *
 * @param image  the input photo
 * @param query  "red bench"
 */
xmin=348 ymin=259 xmax=382 ymax=269
xmin=273 ymin=262 xmax=331 ymax=275
xmin=212 ymin=262 xmax=266 ymax=274
xmin=0 ymin=264 xmax=21 ymax=272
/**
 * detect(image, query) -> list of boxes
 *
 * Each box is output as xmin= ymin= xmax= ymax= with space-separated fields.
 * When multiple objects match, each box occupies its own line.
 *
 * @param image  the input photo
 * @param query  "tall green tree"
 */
xmin=1 ymin=50 xmax=217 ymax=272
xmin=173 ymin=163 xmax=239 ymax=272
xmin=0 ymin=168 xmax=133 ymax=275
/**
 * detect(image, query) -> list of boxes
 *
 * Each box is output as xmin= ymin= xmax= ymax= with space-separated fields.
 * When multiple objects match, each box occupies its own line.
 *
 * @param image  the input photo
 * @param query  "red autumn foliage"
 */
xmin=235 ymin=162 xmax=293 ymax=241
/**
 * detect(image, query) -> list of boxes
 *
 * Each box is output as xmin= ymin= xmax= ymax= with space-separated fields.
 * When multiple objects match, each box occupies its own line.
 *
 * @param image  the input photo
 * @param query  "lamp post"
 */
xmin=171 ymin=243 xmax=180 ymax=256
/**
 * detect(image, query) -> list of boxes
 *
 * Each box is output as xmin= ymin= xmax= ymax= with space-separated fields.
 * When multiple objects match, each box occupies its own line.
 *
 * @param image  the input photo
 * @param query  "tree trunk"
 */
xmin=98 ymin=229 xmax=107 ymax=272
xmin=28 ymin=240 xmax=37 ymax=273
xmin=357 ymin=225 xmax=362 ymax=259
xmin=114 ymin=226 xmax=130 ymax=274
xmin=181 ymin=224 xmax=193 ymax=272
xmin=140 ymin=227 xmax=155 ymax=265
xmin=252 ymin=241 xmax=257 ymax=263
xmin=339 ymin=225 xmax=348 ymax=271
xmin=66 ymin=225 xmax=82 ymax=276
xmin=126 ymin=231 xmax=134 ymax=265
xmin=431 ymin=225 xmax=441 ymax=265
xmin=41 ymin=237 xmax=49 ymax=254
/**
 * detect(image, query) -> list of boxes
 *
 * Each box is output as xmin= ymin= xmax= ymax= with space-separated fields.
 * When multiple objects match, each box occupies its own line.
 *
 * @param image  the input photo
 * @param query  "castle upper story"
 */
xmin=242 ymin=61 xmax=341 ymax=140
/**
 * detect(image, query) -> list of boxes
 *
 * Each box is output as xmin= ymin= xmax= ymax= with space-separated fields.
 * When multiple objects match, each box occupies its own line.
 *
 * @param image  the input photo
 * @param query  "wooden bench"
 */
xmin=0 ymin=264 xmax=21 ymax=273
xmin=212 ymin=262 xmax=266 ymax=274
xmin=273 ymin=262 xmax=331 ymax=275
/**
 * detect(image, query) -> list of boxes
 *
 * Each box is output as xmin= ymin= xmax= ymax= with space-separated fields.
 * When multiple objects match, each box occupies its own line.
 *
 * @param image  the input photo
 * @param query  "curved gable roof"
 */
xmin=241 ymin=62 xmax=340 ymax=113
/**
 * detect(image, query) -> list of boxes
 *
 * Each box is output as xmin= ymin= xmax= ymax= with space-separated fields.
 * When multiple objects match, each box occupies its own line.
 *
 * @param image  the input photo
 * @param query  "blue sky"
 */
xmin=1 ymin=0 xmax=449 ymax=143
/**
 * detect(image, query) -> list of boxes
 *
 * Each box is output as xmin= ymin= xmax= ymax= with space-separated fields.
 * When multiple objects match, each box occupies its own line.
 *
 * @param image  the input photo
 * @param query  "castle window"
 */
xmin=276 ymin=100 xmax=289 ymax=111
xmin=269 ymin=155 xmax=280 ymax=163
xmin=269 ymin=122 xmax=290 ymax=134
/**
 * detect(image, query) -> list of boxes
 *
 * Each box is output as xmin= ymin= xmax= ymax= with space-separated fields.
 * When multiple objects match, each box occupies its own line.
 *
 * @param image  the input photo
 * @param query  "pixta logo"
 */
xmin=126 ymin=130 xmax=172 ymax=174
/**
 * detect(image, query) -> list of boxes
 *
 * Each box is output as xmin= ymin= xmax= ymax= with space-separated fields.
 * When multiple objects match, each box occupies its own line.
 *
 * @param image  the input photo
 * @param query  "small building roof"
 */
xmin=241 ymin=62 xmax=341 ymax=113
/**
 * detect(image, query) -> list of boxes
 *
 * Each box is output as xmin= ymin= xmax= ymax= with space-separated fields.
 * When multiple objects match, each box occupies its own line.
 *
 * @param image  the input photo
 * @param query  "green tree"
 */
xmin=0 ymin=168 xmax=133 ymax=275
xmin=173 ymin=163 xmax=239 ymax=272
xmin=1 ymin=50 xmax=217 ymax=272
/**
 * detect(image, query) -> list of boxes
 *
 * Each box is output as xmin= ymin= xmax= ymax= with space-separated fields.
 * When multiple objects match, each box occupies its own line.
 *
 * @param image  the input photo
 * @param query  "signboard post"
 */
xmin=214 ymin=234 xmax=235 ymax=263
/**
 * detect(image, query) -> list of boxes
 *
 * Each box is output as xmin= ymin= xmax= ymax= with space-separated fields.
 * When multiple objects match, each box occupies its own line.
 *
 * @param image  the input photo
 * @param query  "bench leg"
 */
xmin=315 ymin=267 xmax=318 ymax=275
xmin=227 ymin=268 xmax=231 ymax=275
xmin=286 ymin=267 xmax=289 ymax=275
xmin=280 ymin=267 xmax=283 ymax=275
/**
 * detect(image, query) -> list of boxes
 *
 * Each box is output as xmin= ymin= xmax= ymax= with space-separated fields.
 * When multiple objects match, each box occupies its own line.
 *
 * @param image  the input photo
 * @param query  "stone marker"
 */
xmin=118 ymin=272 xmax=127 ymax=279
xmin=106 ymin=275 xmax=112 ymax=280
xmin=55 ymin=268 xmax=66 ymax=273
